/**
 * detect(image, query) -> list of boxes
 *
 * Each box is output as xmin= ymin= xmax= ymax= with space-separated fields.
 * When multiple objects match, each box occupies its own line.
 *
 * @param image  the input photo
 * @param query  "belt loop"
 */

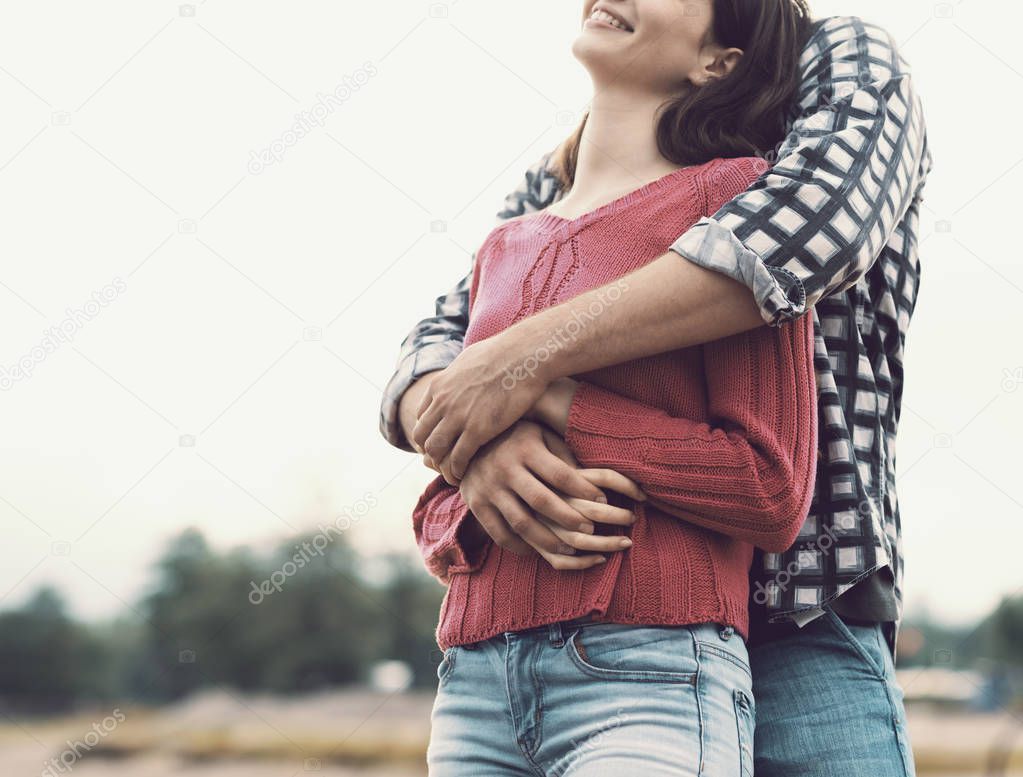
xmin=549 ymin=620 xmax=565 ymax=647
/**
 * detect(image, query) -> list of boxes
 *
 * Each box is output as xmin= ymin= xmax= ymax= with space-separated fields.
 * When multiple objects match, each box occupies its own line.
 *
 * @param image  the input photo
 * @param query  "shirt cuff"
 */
xmin=379 ymin=341 xmax=464 ymax=452
xmin=670 ymin=218 xmax=807 ymax=327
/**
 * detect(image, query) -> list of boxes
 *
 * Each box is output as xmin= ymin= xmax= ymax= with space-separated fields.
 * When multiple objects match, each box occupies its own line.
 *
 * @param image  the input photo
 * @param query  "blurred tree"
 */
xmin=989 ymin=595 xmax=1023 ymax=667
xmin=375 ymin=553 xmax=446 ymax=688
xmin=0 ymin=587 xmax=107 ymax=712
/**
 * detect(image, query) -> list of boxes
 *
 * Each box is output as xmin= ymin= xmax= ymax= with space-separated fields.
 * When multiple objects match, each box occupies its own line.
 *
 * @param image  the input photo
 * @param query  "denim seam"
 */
xmin=823 ymin=609 xmax=887 ymax=681
xmin=873 ymin=625 xmax=915 ymax=777
xmin=526 ymin=638 xmax=546 ymax=762
xmin=733 ymin=689 xmax=755 ymax=777
xmin=696 ymin=643 xmax=753 ymax=681
xmin=691 ymin=626 xmax=706 ymax=777
xmin=439 ymin=646 xmax=456 ymax=686
xmin=566 ymin=629 xmax=696 ymax=684
xmin=502 ymin=641 xmax=543 ymax=776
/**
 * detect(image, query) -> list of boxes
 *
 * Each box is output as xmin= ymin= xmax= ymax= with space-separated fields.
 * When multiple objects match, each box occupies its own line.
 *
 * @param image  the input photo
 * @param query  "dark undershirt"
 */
xmin=747 ymin=567 xmax=899 ymax=651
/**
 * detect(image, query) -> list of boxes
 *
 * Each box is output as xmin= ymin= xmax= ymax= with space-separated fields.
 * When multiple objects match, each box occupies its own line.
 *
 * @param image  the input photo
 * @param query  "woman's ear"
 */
xmin=694 ymin=46 xmax=743 ymax=85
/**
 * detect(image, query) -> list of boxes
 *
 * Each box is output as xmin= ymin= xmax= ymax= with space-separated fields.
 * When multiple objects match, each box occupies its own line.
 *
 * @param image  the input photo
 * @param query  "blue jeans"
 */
xmin=749 ymin=607 xmax=916 ymax=777
xmin=428 ymin=609 xmax=916 ymax=776
xmin=427 ymin=616 xmax=756 ymax=776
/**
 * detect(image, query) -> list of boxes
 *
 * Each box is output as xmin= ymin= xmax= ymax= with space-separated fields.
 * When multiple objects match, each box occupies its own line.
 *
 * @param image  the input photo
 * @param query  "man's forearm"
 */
xmin=506 ymin=249 xmax=765 ymax=382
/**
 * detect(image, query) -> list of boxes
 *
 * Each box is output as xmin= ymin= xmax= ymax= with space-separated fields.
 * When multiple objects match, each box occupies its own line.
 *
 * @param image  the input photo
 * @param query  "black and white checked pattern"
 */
xmin=380 ymin=16 xmax=932 ymax=631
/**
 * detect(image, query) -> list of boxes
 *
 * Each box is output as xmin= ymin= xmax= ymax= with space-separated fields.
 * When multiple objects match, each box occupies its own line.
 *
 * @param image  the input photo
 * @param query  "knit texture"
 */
xmin=412 ymin=157 xmax=818 ymax=649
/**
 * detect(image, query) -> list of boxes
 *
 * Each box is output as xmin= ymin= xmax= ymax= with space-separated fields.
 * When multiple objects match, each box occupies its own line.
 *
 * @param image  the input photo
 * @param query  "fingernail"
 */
xmin=595 ymin=494 xmax=608 ymax=504
xmin=595 ymin=556 xmax=607 ymax=564
xmin=619 ymin=538 xmax=633 ymax=548
xmin=579 ymin=523 xmax=594 ymax=534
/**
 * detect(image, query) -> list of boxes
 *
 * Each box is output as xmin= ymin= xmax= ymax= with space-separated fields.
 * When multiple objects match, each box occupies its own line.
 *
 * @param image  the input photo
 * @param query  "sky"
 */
xmin=0 ymin=0 xmax=1020 ymax=628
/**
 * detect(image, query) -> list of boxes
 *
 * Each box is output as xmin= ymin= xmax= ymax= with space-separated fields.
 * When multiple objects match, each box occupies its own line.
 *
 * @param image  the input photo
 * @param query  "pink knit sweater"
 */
xmin=412 ymin=157 xmax=818 ymax=649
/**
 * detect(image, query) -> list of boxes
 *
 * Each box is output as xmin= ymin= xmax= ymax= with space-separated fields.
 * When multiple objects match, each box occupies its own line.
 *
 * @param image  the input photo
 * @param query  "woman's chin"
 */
xmin=571 ymin=36 xmax=628 ymax=68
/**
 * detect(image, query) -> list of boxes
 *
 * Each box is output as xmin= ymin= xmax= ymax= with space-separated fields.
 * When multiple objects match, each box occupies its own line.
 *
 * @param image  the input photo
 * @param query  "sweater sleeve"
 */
xmin=563 ymin=315 xmax=817 ymax=553
xmin=412 ymin=474 xmax=491 ymax=585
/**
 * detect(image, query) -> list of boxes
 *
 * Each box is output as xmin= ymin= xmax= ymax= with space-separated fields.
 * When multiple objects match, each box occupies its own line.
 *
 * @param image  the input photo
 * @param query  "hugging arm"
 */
xmin=407 ymin=17 xmax=932 ymax=484
xmin=550 ymin=317 xmax=818 ymax=553
xmin=379 ymin=152 xmax=560 ymax=452
xmin=671 ymin=16 xmax=932 ymax=323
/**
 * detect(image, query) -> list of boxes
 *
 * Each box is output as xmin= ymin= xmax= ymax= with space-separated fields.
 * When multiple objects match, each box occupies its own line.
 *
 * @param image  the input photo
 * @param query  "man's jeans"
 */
xmin=427 ymin=616 xmax=756 ymax=776
xmin=427 ymin=609 xmax=915 ymax=776
xmin=750 ymin=606 xmax=916 ymax=777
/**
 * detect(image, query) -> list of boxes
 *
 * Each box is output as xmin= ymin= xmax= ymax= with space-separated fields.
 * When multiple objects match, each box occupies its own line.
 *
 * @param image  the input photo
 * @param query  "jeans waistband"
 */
xmin=463 ymin=614 xmax=739 ymax=650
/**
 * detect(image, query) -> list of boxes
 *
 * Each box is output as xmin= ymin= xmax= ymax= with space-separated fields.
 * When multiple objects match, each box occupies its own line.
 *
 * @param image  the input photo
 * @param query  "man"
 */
xmin=381 ymin=15 xmax=930 ymax=777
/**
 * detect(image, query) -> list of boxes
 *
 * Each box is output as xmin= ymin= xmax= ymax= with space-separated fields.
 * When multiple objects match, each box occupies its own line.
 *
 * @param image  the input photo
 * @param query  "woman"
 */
xmin=414 ymin=1 xmax=816 ymax=774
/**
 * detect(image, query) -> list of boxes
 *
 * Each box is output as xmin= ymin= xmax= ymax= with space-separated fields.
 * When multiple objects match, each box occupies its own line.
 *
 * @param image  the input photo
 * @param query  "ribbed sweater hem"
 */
xmin=435 ymin=590 xmax=750 ymax=650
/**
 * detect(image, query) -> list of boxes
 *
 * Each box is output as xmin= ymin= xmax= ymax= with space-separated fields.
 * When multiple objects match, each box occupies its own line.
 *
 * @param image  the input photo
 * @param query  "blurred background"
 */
xmin=0 ymin=1 xmax=1019 ymax=775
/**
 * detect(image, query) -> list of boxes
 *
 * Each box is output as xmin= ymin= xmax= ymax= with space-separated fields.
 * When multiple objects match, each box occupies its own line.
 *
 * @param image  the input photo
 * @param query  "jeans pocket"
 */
xmin=566 ymin=624 xmax=697 ymax=684
xmin=733 ymin=688 xmax=755 ymax=777
xmin=822 ymin=609 xmax=887 ymax=680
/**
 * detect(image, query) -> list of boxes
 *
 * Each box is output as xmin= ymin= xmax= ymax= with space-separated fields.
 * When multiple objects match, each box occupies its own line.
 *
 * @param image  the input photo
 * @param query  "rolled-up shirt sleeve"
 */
xmin=670 ymin=16 xmax=932 ymax=326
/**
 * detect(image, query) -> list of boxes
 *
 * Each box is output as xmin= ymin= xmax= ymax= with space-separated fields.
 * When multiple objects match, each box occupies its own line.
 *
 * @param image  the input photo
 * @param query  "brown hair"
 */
xmin=551 ymin=0 xmax=813 ymax=189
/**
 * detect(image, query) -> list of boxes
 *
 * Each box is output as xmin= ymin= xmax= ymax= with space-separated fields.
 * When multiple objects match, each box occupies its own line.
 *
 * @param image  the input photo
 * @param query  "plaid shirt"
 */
xmin=380 ymin=16 xmax=932 ymax=634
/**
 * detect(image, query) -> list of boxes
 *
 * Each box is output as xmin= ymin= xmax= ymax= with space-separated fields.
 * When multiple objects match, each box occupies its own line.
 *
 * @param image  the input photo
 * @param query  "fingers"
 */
xmin=564 ymin=496 xmax=637 ymax=527
xmin=478 ymin=498 xmax=627 ymax=572
xmin=577 ymin=468 xmax=648 ymax=503
xmin=471 ymin=504 xmax=533 ymax=556
xmin=541 ymin=516 xmax=634 ymax=554
xmin=447 ymin=431 xmax=483 ymax=483
xmin=528 ymin=449 xmax=607 ymax=505
xmin=540 ymin=426 xmax=581 ymax=467
xmin=536 ymin=547 xmax=609 ymax=571
xmin=411 ymin=403 xmax=442 ymax=455
xmin=507 ymin=470 xmax=595 ymax=534
xmin=491 ymin=492 xmax=571 ymax=557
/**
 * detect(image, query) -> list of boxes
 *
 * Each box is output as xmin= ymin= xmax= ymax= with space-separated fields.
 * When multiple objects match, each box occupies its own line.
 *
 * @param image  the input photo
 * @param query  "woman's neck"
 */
xmin=560 ymin=90 xmax=685 ymax=210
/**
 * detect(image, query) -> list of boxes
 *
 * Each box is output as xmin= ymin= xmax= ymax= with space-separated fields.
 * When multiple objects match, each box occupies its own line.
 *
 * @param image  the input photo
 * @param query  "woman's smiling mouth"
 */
xmin=587 ymin=7 xmax=635 ymax=33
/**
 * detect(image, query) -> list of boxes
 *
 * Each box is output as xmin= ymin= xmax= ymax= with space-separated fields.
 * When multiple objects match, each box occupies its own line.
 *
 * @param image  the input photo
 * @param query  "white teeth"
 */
xmin=591 ymin=9 xmax=631 ymax=31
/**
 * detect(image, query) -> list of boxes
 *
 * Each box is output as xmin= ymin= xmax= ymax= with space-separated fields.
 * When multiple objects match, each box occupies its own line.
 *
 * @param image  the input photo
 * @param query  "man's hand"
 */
xmin=412 ymin=332 xmax=549 ymax=486
xmin=458 ymin=419 xmax=645 ymax=571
